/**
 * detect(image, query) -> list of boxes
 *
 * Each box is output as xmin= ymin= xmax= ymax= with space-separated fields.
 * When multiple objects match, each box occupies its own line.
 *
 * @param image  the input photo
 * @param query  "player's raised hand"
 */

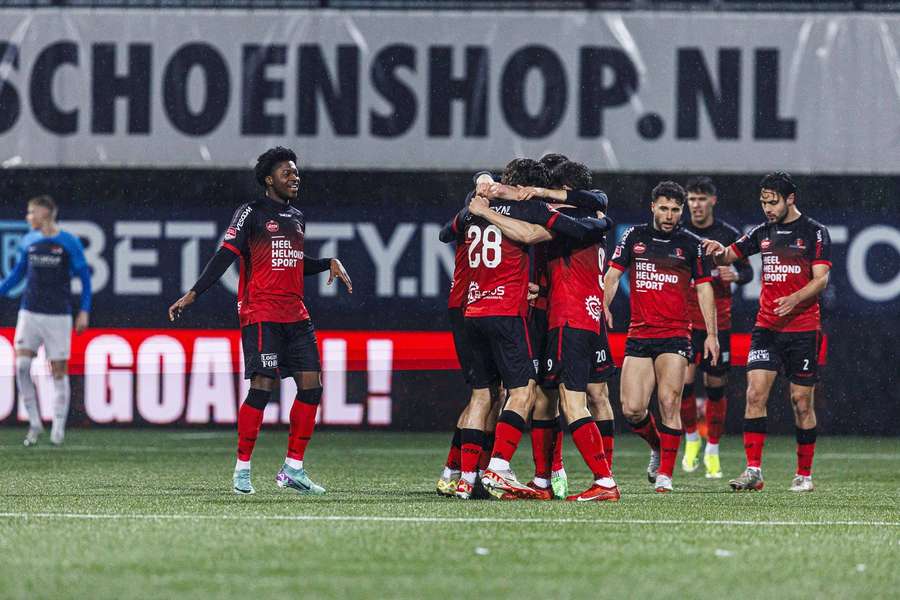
xmin=469 ymin=195 xmax=490 ymax=216
xmin=774 ymin=294 xmax=799 ymax=316
xmin=168 ymin=290 xmax=196 ymax=322
xmin=702 ymin=239 xmax=726 ymax=256
xmin=327 ymin=258 xmax=353 ymax=293
xmin=74 ymin=310 xmax=89 ymax=334
xmin=704 ymin=333 xmax=720 ymax=366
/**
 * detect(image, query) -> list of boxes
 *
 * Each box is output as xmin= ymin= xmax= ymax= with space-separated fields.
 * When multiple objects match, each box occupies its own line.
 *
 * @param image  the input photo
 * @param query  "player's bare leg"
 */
xmin=681 ymin=363 xmax=701 ymax=472
xmin=233 ymin=375 xmax=275 ymax=494
xmin=587 ymin=382 xmax=615 ymax=471
xmin=702 ymin=372 xmax=727 ymax=478
xmin=730 ymin=369 xmax=777 ymax=491
xmin=559 ymin=384 xmax=619 ymax=502
xmin=620 ymin=356 xmax=661 ymax=484
xmin=453 ymin=387 xmax=494 ymax=499
xmin=482 ymin=382 xmax=542 ymax=499
xmin=15 ymin=349 xmax=43 ymax=447
xmin=528 ymin=386 xmax=557 ymax=500
xmin=653 ymin=354 xmax=688 ymax=492
xmin=437 ymin=404 xmax=469 ymax=496
xmin=277 ymin=371 xmax=326 ymax=495
xmin=789 ymin=383 xmax=817 ymax=492
xmin=49 ymin=360 xmax=70 ymax=446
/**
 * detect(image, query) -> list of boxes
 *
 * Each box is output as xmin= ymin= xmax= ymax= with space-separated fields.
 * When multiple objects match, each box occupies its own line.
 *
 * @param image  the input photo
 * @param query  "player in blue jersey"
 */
xmin=0 ymin=196 xmax=92 ymax=447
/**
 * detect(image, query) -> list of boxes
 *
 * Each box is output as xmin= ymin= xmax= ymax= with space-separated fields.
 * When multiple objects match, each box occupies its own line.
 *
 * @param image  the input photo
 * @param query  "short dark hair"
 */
xmin=539 ymin=153 xmax=569 ymax=171
xmin=501 ymin=158 xmax=550 ymax=188
xmin=255 ymin=146 xmax=298 ymax=188
xmin=550 ymin=161 xmax=592 ymax=190
xmin=651 ymin=181 xmax=686 ymax=205
xmin=685 ymin=176 xmax=716 ymax=197
xmin=759 ymin=171 xmax=797 ymax=200
xmin=28 ymin=195 xmax=57 ymax=217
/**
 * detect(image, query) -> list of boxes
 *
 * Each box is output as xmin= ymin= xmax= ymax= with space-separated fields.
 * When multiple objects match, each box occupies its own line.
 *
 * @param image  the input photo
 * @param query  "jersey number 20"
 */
xmin=467 ymin=225 xmax=502 ymax=268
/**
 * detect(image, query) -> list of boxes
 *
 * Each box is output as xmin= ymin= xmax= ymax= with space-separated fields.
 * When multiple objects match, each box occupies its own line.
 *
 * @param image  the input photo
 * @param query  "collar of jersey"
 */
xmin=648 ymin=220 xmax=679 ymax=239
xmin=262 ymin=194 xmax=291 ymax=212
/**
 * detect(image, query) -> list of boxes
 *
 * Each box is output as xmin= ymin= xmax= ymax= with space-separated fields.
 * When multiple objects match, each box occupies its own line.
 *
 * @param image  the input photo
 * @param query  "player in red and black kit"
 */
xmin=168 ymin=147 xmax=352 ymax=496
xmin=680 ymin=177 xmax=753 ymax=479
xmin=703 ymin=172 xmax=830 ymax=493
xmin=604 ymin=181 xmax=719 ymax=493
xmin=464 ymin=159 xmax=613 ymax=500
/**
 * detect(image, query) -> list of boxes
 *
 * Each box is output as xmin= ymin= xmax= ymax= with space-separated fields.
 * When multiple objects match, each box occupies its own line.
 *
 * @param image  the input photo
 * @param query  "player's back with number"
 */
xmin=464 ymin=211 xmax=530 ymax=318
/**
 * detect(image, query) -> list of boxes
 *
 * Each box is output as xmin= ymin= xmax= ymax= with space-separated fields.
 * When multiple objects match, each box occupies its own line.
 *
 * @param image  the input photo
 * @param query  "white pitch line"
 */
xmin=1 ymin=512 xmax=898 ymax=527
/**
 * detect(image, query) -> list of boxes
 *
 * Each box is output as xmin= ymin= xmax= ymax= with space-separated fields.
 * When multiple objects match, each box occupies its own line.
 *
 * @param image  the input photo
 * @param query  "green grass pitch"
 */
xmin=3 ymin=428 xmax=899 ymax=599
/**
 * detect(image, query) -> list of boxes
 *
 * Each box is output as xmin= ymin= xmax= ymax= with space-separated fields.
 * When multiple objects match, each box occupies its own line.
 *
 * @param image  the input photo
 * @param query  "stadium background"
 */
xmin=1 ymin=1 xmax=898 ymax=436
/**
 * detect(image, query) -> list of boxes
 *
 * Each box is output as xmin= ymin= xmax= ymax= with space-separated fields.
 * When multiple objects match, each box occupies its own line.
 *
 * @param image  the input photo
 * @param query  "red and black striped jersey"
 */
xmin=445 ymin=208 xmax=474 ymax=310
xmin=610 ymin=224 xmax=712 ymax=339
xmin=683 ymin=219 xmax=746 ymax=331
xmin=731 ymin=214 xmax=831 ymax=332
xmin=220 ymin=196 xmax=309 ymax=327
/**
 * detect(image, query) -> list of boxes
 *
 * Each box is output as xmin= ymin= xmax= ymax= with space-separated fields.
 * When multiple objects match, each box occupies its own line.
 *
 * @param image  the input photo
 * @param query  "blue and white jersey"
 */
xmin=0 ymin=229 xmax=92 ymax=315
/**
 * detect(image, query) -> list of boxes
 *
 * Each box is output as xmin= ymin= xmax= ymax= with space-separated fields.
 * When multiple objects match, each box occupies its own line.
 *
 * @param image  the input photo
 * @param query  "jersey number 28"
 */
xmin=467 ymin=225 xmax=502 ymax=268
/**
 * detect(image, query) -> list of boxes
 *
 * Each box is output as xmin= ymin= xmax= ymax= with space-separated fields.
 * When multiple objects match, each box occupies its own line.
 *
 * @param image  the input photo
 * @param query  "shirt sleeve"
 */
xmin=812 ymin=223 xmax=832 ymax=267
xmin=564 ymin=189 xmax=608 ymax=212
xmin=608 ymin=226 xmax=634 ymax=272
xmin=62 ymin=233 xmax=92 ymax=312
xmin=548 ymin=214 xmax=613 ymax=242
xmin=221 ymin=204 xmax=254 ymax=256
xmin=730 ymin=224 xmax=763 ymax=259
xmin=0 ymin=238 xmax=28 ymax=297
xmin=692 ymin=243 xmax=713 ymax=284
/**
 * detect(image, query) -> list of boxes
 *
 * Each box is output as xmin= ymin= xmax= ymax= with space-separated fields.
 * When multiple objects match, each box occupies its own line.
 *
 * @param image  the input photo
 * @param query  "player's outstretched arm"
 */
xmin=774 ymin=263 xmax=830 ymax=317
xmin=549 ymin=213 xmax=613 ymax=242
xmin=563 ymin=189 xmax=608 ymax=212
xmin=696 ymin=281 xmax=720 ymax=366
xmin=702 ymin=239 xmax=739 ymax=266
xmin=469 ymin=196 xmax=553 ymax=244
xmin=169 ymin=247 xmax=237 ymax=321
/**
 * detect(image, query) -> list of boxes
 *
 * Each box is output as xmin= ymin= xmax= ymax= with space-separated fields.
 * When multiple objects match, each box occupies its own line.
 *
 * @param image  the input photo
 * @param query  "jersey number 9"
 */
xmin=467 ymin=225 xmax=503 ymax=269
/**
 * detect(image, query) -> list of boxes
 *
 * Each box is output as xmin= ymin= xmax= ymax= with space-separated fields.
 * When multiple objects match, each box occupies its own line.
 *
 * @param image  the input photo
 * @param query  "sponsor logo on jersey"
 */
xmin=279 ymin=213 xmax=293 ymax=218
xmin=50 ymin=245 xmax=63 ymax=255
xmin=261 ymin=353 xmax=279 ymax=368
xmin=467 ymin=281 xmax=505 ymax=303
xmin=585 ymin=295 xmax=603 ymax=322
xmin=748 ymin=349 xmax=770 ymax=363
xmin=266 ymin=220 xmax=279 ymax=233
xmin=224 ymin=227 xmax=237 ymax=240
xmin=633 ymin=242 xmax=646 ymax=255
xmin=792 ymin=238 xmax=806 ymax=250
xmin=760 ymin=238 xmax=772 ymax=250
xmin=672 ymin=247 xmax=684 ymax=259
xmin=235 ymin=206 xmax=252 ymax=230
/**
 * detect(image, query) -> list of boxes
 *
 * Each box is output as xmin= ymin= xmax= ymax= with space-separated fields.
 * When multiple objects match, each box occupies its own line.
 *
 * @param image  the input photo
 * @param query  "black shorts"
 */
xmin=448 ymin=307 xmax=475 ymax=386
xmin=625 ymin=336 xmax=691 ymax=361
xmin=528 ymin=307 xmax=549 ymax=382
xmin=465 ymin=316 xmax=535 ymax=390
xmin=747 ymin=327 xmax=823 ymax=386
xmin=691 ymin=329 xmax=731 ymax=376
xmin=241 ymin=319 xmax=321 ymax=380
xmin=589 ymin=325 xmax=616 ymax=384
xmin=541 ymin=326 xmax=597 ymax=393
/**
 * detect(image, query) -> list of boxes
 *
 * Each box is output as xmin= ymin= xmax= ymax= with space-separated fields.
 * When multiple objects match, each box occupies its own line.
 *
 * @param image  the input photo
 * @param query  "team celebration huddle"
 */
xmin=434 ymin=156 xmax=831 ymax=501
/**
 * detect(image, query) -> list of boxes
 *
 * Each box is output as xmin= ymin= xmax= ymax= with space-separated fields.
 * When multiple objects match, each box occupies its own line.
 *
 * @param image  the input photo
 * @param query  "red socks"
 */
xmin=743 ymin=417 xmax=767 ymax=468
xmin=491 ymin=411 xmax=527 ymax=462
xmin=445 ymin=428 xmax=462 ymax=470
xmin=286 ymin=388 xmax=322 ymax=461
xmin=680 ymin=384 xmax=698 ymax=435
xmin=796 ymin=426 xmax=817 ymax=476
xmin=705 ymin=386 xmax=727 ymax=444
xmin=596 ymin=420 xmax=615 ymax=470
xmin=570 ymin=418 xmax=611 ymax=479
xmin=478 ymin=434 xmax=493 ymax=471
xmin=459 ymin=429 xmax=484 ymax=474
xmin=236 ymin=388 xmax=269 ymax=461
xmin=530 ymin=419 xmax=555 ymax=479
xmin=656 ymin=422 xmax=682 ymax=478
xmin=628 ymin=412 xmax=661 ymax=451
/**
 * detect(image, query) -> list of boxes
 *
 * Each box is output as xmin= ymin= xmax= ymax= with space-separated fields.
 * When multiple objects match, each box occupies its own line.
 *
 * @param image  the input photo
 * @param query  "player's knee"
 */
xmin=621 ymin=405 xmax=644 ymax=423
xmin=746 ymin=386 xmax=768 ymax=407
xmin=297 ymin=387 xmax=323 ymax=406
xmin=790 ymin=388 xmax=813 ymax=412
xmin=244 ymin=388 xmax=272 ymax=410
xmin=15 ymin=355 xmax=32 ymax=380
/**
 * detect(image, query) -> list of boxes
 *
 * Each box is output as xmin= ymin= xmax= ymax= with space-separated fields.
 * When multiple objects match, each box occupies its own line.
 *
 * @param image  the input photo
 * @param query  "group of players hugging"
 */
xmin=435 ymin=155 xmax=831 ymax=501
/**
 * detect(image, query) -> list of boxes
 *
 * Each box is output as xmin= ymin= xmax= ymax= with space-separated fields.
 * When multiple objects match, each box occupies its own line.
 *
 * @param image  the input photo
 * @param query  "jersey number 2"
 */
xmin=467 ymin=225 xmax=502 ymax=268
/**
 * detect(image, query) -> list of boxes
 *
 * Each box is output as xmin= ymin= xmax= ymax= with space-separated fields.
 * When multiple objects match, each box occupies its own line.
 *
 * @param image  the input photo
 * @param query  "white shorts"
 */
xmin=14 ymin=309 xmax=73 ymax=361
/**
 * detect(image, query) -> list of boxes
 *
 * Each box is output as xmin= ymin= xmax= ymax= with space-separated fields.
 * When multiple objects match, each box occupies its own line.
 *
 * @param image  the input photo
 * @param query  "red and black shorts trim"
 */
xmin=448 ymin=307 xmax=476 ymax=386
xmin=589 ymin=325 xmax=616 ymax=384
xmin=464 ymin=315 xmax=536 ymax=390
xmin=541 ymin=325 xmax=598 ymax=393
xmin=747 ymin=327 xmax=823 ymax=386
xmin=528 ymin=307 xmax=549 ymax=384
xmin=691 ymin=328 xmax=732 ymax=376
xmin=625 ymin=336 xmax=691 ymax=361
xmin=240 ymin=319 xmax=321 ymax=380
